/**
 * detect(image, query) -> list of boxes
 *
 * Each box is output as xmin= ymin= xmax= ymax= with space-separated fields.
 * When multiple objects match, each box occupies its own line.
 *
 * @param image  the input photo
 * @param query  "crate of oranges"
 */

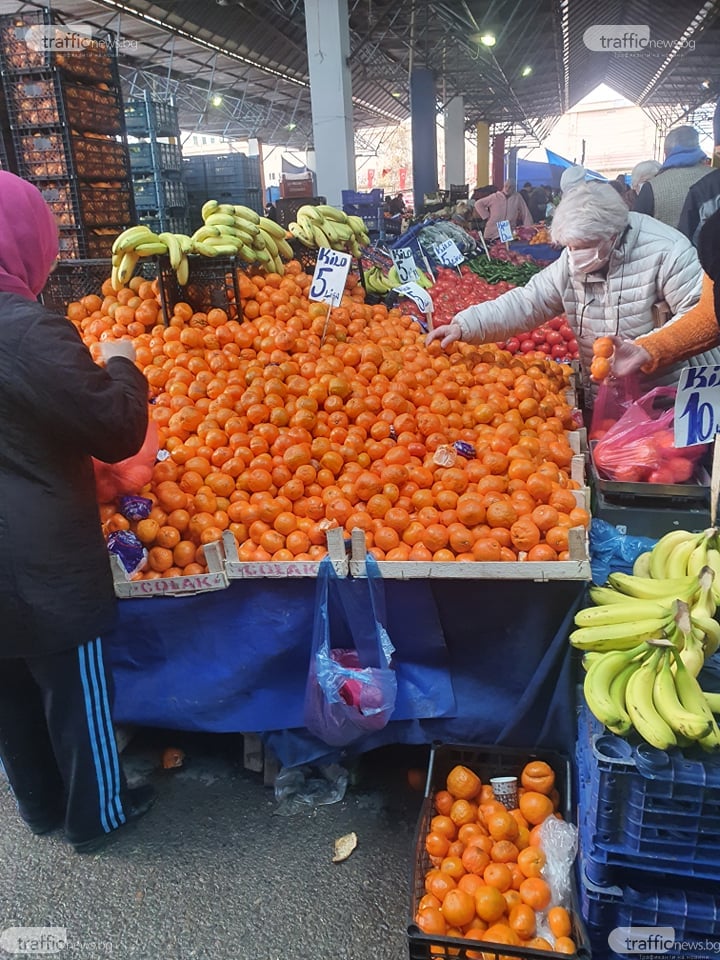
xmin=409 ymin=744 xmax=590 ymax=959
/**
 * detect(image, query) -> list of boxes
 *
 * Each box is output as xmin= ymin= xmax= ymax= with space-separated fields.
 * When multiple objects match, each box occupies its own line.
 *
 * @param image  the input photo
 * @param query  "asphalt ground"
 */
xmin=0 ymin=733 xmax=428 ymax=960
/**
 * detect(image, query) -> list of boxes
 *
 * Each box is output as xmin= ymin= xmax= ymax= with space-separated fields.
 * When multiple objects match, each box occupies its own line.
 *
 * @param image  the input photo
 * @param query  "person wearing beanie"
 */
xmin=426 ymin=182 xmax=720 ymax=395
xmin=0 ymin=172 xmax=156 ymax=853
xmin=633 ymin=126 xmax=709 ymax=228
xmin=611 ymin=209 xmax=720 ymax=375
xmin=560 ymin=165 xmax=586 ymax=194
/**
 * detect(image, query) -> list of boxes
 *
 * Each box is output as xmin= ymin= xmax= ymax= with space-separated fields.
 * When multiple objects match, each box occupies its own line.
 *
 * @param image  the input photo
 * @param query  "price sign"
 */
xmin=432 ymin=238 xmax=464 ymax=267
xmin=674 ymin=364 xmax=720 ymax=447
xmin=391 ymin=247 xmax=419 ymax=284
xmin=393 ymin=282 xmax=433 ymax=314
xmin=496 ymin=219 xmax=513 ymax=243
xmin=309 ymin=247 xmax=352 ymax=306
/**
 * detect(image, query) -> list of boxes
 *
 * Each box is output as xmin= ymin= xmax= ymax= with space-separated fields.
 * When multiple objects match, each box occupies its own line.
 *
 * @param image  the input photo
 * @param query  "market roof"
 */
xmin=3 ymin=0 xmax=720 ymax=148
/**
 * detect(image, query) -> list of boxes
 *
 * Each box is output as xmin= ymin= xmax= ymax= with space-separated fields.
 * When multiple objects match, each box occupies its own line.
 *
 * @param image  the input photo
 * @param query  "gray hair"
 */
xmin=560 ymin=165 xmax=586 ymax=193
xmin=630 ymin=159 xmax=662 ymax=191
xmin=664 ymin=126 xmax=700 ymax=154
xmin=551 ymin=182 xmax=630 ymax=246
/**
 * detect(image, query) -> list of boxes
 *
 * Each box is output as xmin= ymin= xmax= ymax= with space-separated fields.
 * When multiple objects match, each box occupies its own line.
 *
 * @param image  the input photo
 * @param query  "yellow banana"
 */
xmin=234 ymin=205 xmax=260 ymax=224
xmin=257 ymin=216 xmax=287 ymax=240
xmin=625 ymin=649 xmax=677 ymax=749
xmin=201 ymin=200 xmax=219 ymax=220
xmin=112 ymin=225 xmax=153 ymax=255
xmin=653 ymin=649 xmax=711 ymax=740
xmin=315 ymin=204 xmax=348 ymax=222
xmin=176 ymin=254 xmax=189 ymax=286
xmin=117 ymin=250 xmax=139 ymax=286
xmin=276 ymin=238 xmax=294 ymax=260
xmin=649 ymin=530 xmax=702 ymax=579
xmin=205 ymin=213 xmax=236 ymax=227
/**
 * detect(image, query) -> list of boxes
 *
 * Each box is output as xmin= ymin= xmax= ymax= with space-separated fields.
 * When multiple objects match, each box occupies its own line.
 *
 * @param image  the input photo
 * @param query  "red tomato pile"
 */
xmin=497 ymin=317 xmax=579 ymax=363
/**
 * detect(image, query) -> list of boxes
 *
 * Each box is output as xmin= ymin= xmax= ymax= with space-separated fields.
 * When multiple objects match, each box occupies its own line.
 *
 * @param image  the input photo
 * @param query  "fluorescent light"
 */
xmin=480 ymin=32 xmax=496 ymax=47
xmin=391 ymin=91 xmax=402 ymax=98
xmin=211 ymin=94 xmax=223 ymax=106
xmin=521 ymin=65 xmax=533 ymax=77
xmin=285 ymin=122 xmax=297 ymax=131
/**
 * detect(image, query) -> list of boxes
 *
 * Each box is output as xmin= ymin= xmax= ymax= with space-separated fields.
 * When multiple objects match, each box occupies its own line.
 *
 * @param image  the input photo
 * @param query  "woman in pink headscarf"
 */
xmin=0 ymin=172 xmax=155 ymax=853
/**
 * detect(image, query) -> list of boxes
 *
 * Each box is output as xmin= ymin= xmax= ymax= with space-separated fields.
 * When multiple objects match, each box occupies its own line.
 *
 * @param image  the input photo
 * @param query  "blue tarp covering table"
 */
xmin=107 ymin=578 xmax=584 ymax=767
xmin=509 ymin=241 xmax=562 ymax=262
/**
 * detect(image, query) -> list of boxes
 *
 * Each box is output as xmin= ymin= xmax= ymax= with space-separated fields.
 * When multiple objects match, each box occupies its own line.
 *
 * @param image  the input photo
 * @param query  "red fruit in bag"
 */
xmin=647 ymin=466 xmax=676 ymax=484
xmin=666 ymin=456 xmax=695 ymax=483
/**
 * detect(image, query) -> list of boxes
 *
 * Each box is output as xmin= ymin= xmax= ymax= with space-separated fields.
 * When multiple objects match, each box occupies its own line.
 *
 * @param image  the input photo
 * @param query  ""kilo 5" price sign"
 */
xmin=309 ymin=247 xmax=352 ymax=307
xmin=674 ymin=364 xmax=720 ymax=447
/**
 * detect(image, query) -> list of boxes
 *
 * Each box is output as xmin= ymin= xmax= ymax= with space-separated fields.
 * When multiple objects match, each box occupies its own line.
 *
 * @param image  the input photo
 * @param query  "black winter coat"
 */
xmin=0 ymin=294 xmax=148 ymax=658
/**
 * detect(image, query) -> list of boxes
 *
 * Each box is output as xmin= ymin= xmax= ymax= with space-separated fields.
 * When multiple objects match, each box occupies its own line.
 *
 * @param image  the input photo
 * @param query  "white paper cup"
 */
xmin=490 ymin=776 xmax=518 ymax=809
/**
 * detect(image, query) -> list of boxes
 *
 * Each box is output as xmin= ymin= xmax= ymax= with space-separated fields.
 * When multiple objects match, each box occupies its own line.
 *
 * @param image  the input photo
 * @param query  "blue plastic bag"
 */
xmin=303 ymin=555 xmax=397 ymax=746
xmin=589 ymin=518 xmax=656 ymax=585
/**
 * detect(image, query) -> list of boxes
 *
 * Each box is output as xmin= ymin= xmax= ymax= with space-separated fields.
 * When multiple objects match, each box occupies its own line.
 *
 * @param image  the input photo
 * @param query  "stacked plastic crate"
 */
xmin=183 ymin=153 xmax=263 ymax=231
xmin=0 ymin=11 xmax=135 ymax=259
xmin=341 ymin=188 xmax=385 ymax=240
xmin=125 ymin=93 xmax=189 ymax=236
xmin=576 ymin=702 xmax=720 ymax=959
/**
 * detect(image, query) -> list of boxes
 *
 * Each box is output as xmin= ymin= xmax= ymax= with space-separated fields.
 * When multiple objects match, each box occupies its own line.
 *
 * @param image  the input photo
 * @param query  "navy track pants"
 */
xmin=0 ymin=637 xmax=127 ymax=844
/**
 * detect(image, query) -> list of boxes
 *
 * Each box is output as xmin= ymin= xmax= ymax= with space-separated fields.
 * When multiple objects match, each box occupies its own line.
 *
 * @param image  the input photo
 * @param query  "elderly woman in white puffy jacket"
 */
xmin=426 ymin=181 xmax=720 ymax=394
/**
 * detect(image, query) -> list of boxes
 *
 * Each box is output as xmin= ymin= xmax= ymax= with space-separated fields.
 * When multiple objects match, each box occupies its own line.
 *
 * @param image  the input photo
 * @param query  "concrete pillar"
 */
xmin=443 ymin=95 xmax=465 ymax=190
xmin=304 ymin=0 xmax=355 ymax=205
xmin=475 ymin=122 xmax=489 ymax=187
xmin=492 ymin=135 xmax=506 ymax=190
xmin=410 ymin=67 xmax=438 ymax=212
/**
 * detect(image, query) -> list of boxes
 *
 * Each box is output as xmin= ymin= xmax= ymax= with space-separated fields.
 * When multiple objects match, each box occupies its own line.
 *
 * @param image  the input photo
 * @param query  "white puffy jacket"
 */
xmin=454 ymin=213 xmax=720 ymax=393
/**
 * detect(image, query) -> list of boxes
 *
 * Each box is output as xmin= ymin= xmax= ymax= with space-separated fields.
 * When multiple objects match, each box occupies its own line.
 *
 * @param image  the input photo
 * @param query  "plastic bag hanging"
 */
xmin=303 ymin=555 xmax=397 ymax=747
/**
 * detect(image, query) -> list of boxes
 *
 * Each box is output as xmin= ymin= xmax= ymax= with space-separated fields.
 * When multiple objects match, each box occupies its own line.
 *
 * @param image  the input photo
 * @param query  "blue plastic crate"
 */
xmin=578 ymin=861 xmax=720 ymax=959
xmin=341 ymin=188 xmax=383 ymax=206
xmin=577 ymin=701 xmax=720 ymax=882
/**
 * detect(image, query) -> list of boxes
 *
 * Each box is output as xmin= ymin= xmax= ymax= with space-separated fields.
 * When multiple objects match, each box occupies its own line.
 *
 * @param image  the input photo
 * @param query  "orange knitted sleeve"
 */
xmin=636 ymin=274 xmax=719 ymax=373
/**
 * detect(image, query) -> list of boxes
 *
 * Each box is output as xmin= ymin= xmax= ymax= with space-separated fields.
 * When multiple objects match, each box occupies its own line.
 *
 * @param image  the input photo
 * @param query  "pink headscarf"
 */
xmin=0 ymin=171 xmax=59 ymax=300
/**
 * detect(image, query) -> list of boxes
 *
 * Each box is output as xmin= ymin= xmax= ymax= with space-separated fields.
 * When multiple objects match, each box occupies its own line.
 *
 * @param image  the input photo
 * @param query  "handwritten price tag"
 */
xmin=674 ymin=364 xmax=720 ymax=446
xmin=496 ymin=219 xmax=513 ymax=243
xmin=309 ymin=248 xmax=352 ymax=306
xmin=391 ymin=247 xmax=419 ymax=284
xmin=432 ymin=238 xmax=463 ymax=267
xmin=393 ymin=282 xmax=433 ymax=314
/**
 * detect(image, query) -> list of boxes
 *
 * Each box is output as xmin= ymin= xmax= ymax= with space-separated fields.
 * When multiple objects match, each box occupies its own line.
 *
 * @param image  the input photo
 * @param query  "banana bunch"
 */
xmin=194 ymin=200 xmax=291 ymax=274
xmin=287 ymin=204 xmax=369 ymax=257
xmin=364 ymin=264 xmax=434 ymax=295
xmin=111 ymin=225 xmax=193 ymax=290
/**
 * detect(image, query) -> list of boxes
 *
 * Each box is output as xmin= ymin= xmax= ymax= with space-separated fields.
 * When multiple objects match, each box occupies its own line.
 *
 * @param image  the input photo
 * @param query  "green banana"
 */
xmin=672 ymin=650 xmax=720 ymax=748
xmin=648 ymin=530 xmax=701 ymax=579
xmin=112 ymin=225 xmax=153 ymax=255
xmin=653 ymin=649 xmax=711 ymax=740
xmin=176 ymin=254 xmax=189 ymax=286
xmin=625 ymin=649 xmax=677 ymax=749
xmin=193 ymin=226 xmax=221 ymax=241
xmin=347 ymin=214 xmax=367 ymax=235
xmin=296 ymin=204 xmax=322 ymax=223
xmin=702 ymin=691 xmax=720 ymax=713
xmin=201 ymin=199 xmax=219 ymax=220
xmin=234 ymin=205 xmax=260 ymax=224
xmin=176 ymin=234 xmax=193 ymax=254
xmin=666 ymin=535 xmax=705 ymax=580
xmin=238 ymin=243 xmax=258 ymax=263
xmin=582 ymin=643 xmax=648 ymax=730
xmin=311 ymin=224 xmax=331 ymax=248
xmin=204 ymin=213 xmax=236 ymax=228
xmin=257 ymin=216 xmax=287 ymax=240
xmin=191 ymin=240 xmax=219 ymax=257
xmin=315 ymin=204 xmax=348 ymax=223
xmin=134 ymin=241 xmax=168 ymax=256
xmin=633 ymin=551 xmax=653 ymax=577
xmin=607 ymin=572 xmax=699 ymax=602
xmin=349 ymin=238 xmax=363 ymax=258
xmin=574 ymin=600 xmax=673 ymax=628
xmin=288 ymin=222 xmax=314 ymax=246
xmin=217 ymin=204 xmax=236 ymax=216
xmin=116 ymin=250 xmax=139 ymax=286
xmin=272 ymin=255 xmax=285 ymax=275
xmin=276 ymin=238 xmax=294 ymax=260
xmin=259 ymin=231 xmax=279 ymax=257
xmin=159 ymin=233 xmax=182 ymax=270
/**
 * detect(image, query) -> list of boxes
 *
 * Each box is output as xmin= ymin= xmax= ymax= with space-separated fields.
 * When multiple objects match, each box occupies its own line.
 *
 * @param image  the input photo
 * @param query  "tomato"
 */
xmin=506 ymin=337 xmax=520 ymax=354
xmin=520 ymin=340 xmax=536 ymax=353
xmin=531 ymin=329 xmax=547 ymax=344
xmin=559 ymin=324 xmax=575 ymax=341
xmin=545 ymin=330 xmax=563 ymax=346
xmin=547 ymin=316 xmax=563 ymax=330
xmin=551 ymin=343 xmax=568 ymax=359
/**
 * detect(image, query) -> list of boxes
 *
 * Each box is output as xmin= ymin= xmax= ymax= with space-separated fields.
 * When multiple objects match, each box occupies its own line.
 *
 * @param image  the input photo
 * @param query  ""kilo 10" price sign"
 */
xmin=674 ymin=364 xmax=720 ymax=447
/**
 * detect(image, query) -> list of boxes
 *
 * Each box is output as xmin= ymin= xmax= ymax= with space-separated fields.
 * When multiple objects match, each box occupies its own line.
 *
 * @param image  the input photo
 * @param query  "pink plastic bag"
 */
xmin=592 ymin=386 xmax=706 ymax=484
xmin=93 ymin=420 xmax=159 ymax=502
xmin=589 ymin=375 xmax=640 ymax=442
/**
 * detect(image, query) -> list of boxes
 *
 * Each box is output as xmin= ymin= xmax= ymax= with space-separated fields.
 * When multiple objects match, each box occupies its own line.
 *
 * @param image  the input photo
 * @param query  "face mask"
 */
xmin=568 ymin=238 xmax=615 ymax=275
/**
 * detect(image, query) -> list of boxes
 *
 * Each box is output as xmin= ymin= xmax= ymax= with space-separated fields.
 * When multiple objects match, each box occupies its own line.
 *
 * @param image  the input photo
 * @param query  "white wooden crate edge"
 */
xmin=348 ymin=527 xmax=590 ymax=581
xmin=222 ymin=526 xmax=348 ymax=579
xmin=112 ymin=539 xmax=229 ymax=598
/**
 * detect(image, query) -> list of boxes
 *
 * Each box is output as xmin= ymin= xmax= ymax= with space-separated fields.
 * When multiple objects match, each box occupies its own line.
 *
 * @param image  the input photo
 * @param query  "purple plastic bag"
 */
xmin=304 ymin=555 xmax=397 ymax=747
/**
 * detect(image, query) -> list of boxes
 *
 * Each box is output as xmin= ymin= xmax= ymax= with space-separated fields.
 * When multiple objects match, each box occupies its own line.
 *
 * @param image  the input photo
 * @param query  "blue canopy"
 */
xmin=545 ymin=149 xmax=608 ymax=182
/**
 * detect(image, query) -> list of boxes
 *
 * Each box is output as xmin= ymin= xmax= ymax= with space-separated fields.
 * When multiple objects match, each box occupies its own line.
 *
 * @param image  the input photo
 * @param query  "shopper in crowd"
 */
xmin=474 ymin=179 xmax=532 ymax=241
xmin=264 ymin=201 xmax=279 ymax=222
xmin=633 ymin=126 xmax=709 ymax=228
xmin=387 ymin=193 xmax=406 ymax=215
xmin=0 ymin=171 xmax=155 ymax=854
xmin=528 ymin=184 xmax=550 ymax=222
xmin=610 ymin=209 xmax=720 ymax=376
xmin=678 ymin=166 xmax=720 ymax=247
xmin=559 ymin=164 xmax=586 ymax=194
xmin=609 ymin=178 xmax=634 ymax=209
xmin=520 ymin=181 xmax=534 ymax=209
xmin=630 ymin=159 xmax=662 ymax=200
xmin=426 ymin=181 xmax=720 ymax=392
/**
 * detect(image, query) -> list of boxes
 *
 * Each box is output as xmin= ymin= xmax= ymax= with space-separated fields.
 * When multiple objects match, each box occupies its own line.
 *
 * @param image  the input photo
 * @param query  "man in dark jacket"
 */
xmin=678 ymin=167 xmax=720 ymax=247
xmin=633 ymin=126 xmax=709 ymax=228
xmin=0 ymin=172 xmax=154 ymax=853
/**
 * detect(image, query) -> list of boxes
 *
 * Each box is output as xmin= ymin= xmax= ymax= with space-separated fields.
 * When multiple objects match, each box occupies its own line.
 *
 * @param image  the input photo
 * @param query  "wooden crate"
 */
xmin=111 ymin=539 xmax=228 ymax=598
xmin=222 ymin=526 xmax=348 ymax=579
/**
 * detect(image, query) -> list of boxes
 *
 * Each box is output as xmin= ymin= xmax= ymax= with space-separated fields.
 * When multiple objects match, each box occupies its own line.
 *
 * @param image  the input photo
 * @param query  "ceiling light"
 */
xmin=285 ymin=122 xmax=297 ymax=131
xmin=479 ymin=33 xmax=496 ymax=47
xmin=701 ymin=79 xmax=711 ymax=89
xmin=211 ymin=94 xmax=223 ymax=107
xmin=391 ymin=91 xmax=402 ymax=98
xmin=521 ymin=65 xmax=533 ymax=77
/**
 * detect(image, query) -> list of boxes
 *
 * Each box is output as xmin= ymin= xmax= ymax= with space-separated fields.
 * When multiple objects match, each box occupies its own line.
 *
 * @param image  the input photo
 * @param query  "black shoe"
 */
xmin=26 ymin=813 xmax=64 ymax=836
xmin=72 ymin=784 xmax=157 ymax=854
